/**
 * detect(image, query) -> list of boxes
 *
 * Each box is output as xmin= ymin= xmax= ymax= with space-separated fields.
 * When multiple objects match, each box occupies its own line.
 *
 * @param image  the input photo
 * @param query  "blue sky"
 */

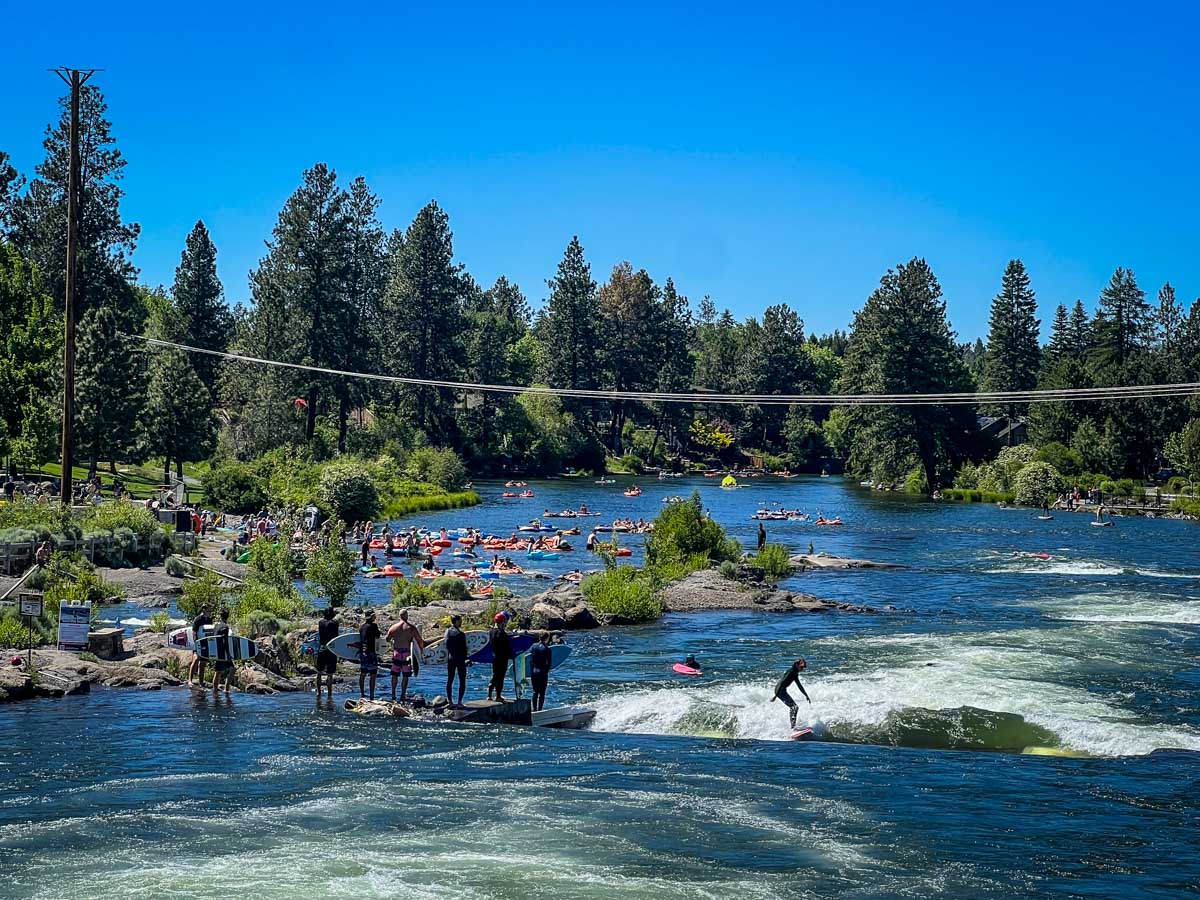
xmin=3 ymin=1 xmax=1197 ymax=341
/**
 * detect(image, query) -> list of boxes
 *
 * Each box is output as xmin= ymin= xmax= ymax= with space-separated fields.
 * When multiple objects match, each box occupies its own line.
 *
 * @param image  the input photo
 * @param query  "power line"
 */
xmin=130 ymin=335 xmax=1200 ymax=407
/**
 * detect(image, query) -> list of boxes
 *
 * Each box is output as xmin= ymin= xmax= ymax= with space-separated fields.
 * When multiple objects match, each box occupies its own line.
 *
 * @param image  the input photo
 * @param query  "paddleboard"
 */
xmin=672 ymin=663 xmax=702 ymax=676
xmin=421 ymin=630 xmax=489 ymax=666
xmin=791 ymin=727 xmax=815 ymax=741
xmin=1036 ymin=515 xmax=1054 ymax=521
xmin=470 ymin=632 xmax=537 ymax=664
xmin=195 ymin=635 xmax=258 ymax=660
xmin=1090 ymin=520 xmax=1114 ymax=527
xmin=167 ymin=624 xmax=215 ymax=651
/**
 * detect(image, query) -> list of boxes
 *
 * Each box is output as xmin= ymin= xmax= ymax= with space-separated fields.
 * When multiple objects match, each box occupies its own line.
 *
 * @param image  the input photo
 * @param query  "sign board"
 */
xmin=57 ymin=601 xmax=91 ymax=651
xmin=18 ymin=593 xmax=43 ymax=617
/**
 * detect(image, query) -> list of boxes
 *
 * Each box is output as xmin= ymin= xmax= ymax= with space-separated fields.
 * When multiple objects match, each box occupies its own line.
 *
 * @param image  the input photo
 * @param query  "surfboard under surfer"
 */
xmin=771 ymin=658 xmax=811 ymax=729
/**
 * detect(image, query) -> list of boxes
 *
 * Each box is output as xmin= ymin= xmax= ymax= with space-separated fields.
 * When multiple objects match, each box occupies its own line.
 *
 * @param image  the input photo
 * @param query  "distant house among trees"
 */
xmin=977 ymin=415 xmax=1028 ymax=446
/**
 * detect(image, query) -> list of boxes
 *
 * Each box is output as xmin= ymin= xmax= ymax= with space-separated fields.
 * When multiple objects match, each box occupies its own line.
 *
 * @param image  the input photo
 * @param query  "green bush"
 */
xmin=81 ymin=503 xmax=161 ymax=545
xmin=317 ymin=459 xmax=380 ymax=523
xmin=179 ymin=571 xmax=231 ymax=619
xmin=381 ymin=490 xmax=480 ymax=519
xmin=148 ymin=610 xmax=172 ymax=633
xmin=1099 ymin=480 xmax=1118 ymax=495
xmin=0 ymin=500 xmax=71 ymax=533
xmin=402 ymin=447 xmax=467 ymax=491
xmin=718 ymin=560 xmax=738 ymax=580
xmin=231 ymin=579 xmax=309 ymax=635
xmin=241 ymin=609 xmax=282 ymax=639
xmin=390 ymin=580 xmax=437 ymax=609
xmin=305 ymin=540 xmax=356 ymax=608
xmin=1166 ymin=476 xmax=1192 ymax=494
xmin=581 ymin=566 xmax=663 ymax=622
xmin=42 ymin=552 xmax=124 ymax=606
xmin=940 ymin=488 xmax=1016 ymax=504
xmin=646 ymin=492 xmax=740 ymax=575
xmin=903 ymin=467 xmax=929 ymax=494
xmin=1171 ymin=498 xmax=1200 ymax=518
xmin=203 ymin=463 xmax=268 ymax=513
xmin=1035 ymin=442 xmax=1083 ymax=476
xmin=0 ymin=614 xmax=34 ymax=649
xmin=753 ymin=544 xmax=793 ymax=581
xmin=953 ymin=462 xmax=982 ymax=489
xmin=428 ymin=577 xmax=471 ymax=604
xmin=1114 ymin=478 xmax=1136 ymax=498
xmin=246 ymin=538 xmax=300 ymax=594
xmin=1013 ymin=462 xmax=1064 ymax=507
xmin=165 ymin=556 xmax=187 ymax=577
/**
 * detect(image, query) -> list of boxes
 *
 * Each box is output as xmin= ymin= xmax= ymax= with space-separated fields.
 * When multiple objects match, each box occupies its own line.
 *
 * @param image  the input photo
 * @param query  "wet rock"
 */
xmin=563 ymin=604 xmax=599 ymax=630
xmin=529 ymin=602 xmax=566 ymax=631
xmin=788 ymin=553 xmax=903 ymax=570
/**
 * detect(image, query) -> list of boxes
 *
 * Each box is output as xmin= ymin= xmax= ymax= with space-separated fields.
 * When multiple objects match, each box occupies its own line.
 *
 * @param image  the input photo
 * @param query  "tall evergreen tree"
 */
xmin=382 ymin=200 xmax=466 ymax=439
xmin=145 ymin=348 xmax=216 ymax=480
xmin=172 ymin=220 xmax=231 ymax=394
xmin=597 ymin=262 xmax=664 ymax=451
xmin=838 ymin=258 xmax=977 ymax=488
xmin=1066 ymin=299 xmax=1092 ymax=359
xmin=1045 ymin=304 xmax=1071 ymax=362
xmin=74 ymin=304 xmax=145 ymax=475
xmin=1092 ymin=267 xmax=1151 ymax=371
xmin=11 ymin=84 xmax=142 ymax=325
xmin=0 ymin=151 xmax=22 ymax=235
xmin=537 ymin=236 xmax=599 ymax=392
xmin=983 ymin=260 xmax=1041 ymax=394
xmin=247 ymin=164 xmax=356 ymax=440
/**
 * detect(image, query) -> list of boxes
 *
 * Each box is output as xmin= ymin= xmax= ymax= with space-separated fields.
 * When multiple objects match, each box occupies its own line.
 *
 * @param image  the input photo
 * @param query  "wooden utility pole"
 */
xmin=52 ymin=67 xmax=96 ymax=506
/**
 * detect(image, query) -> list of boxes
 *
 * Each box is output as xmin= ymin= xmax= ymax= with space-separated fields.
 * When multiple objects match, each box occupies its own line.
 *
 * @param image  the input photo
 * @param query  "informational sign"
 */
xmin=57 ymin=601 xmax=91 ymax=651
xmin=18 ymin=593 xmax=43 ymax=617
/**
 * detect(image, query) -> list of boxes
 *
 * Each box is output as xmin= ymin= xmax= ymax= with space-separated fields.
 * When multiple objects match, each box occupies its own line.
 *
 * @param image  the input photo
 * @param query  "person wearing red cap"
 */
xmin=487 ymin=612 xmax=514 ymax=702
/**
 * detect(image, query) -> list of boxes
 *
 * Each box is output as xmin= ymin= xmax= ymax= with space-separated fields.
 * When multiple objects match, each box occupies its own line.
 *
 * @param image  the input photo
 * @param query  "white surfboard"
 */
xmin=168 ymin=624 xmax=215 ymax=651
xmin=325 ymin=631 xmax=391 ymax=662
xmin=195 ymin=635 xmax=257 ymax=660
xmin=421 ymin=630 xmax=489 ymax=666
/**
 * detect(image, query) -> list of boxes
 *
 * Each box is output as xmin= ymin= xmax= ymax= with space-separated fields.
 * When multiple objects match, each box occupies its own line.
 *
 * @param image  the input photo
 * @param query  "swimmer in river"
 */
xmin=770 ymin=658 xmax=811 ymax=729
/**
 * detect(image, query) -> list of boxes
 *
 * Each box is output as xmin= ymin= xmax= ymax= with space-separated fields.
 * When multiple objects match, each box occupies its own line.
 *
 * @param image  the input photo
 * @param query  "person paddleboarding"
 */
xmin=771 ymin=658 xmax=811 ymax=728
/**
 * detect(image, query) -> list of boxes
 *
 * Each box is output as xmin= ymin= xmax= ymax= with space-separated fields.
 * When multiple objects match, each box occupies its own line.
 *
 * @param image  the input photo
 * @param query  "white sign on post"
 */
xmin=18 ymin=594 xmax=43 ymax=617
xmin=57 ymin=601 xmax=91 ymax=651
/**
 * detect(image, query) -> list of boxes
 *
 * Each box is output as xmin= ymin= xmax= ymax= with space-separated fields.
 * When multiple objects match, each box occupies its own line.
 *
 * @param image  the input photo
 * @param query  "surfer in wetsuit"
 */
xmin=487 ymin=613 xmax=514 ymax=702
xmin=445 ymin=614 xmax=469 ymax=708
xmin=187 ymin=604 xmax=212 ymax=687
xmin=358 ymin=610 xmax=380 ymax=700
xmin=211 ymin=609 xmax=235 ymax=696
xmin=316 ymin=607 xmax=339 ymax=701
xmin=757 ymin=522 xmax=766 ymax=551
xmin=771 ymin=658 xmax=811 ymax=729
xmin=386 ymin=609 xmax=424 ymax=703
xmin=529 ymin=633 xmax=552 ymax=711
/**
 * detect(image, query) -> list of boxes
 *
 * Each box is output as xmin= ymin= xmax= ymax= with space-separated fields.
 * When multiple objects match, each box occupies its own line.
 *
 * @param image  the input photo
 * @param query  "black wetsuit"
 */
xmin=529 ymin=641 xmax=551 ymax=711
xmin=444 ymin=625 xmax=468 ymax=704
xmin=488 ymin=626 xmax=513 ymax=700
xmin=774 ymin=665 xmax=809 ymax=728
xmin=359 ymin=622 xmax=380 ymax=673
xmin=191 ymin=613 xmax=211 ymax=650
xmin=213 ymin=622 xmax=232 ymax=672
xmin=317 ymin=617 xmax=339 ymax=675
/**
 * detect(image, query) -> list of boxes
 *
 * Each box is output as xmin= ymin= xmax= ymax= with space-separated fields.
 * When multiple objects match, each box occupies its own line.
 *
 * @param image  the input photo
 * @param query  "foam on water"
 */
xmin=589 ymin=629 xmax=1200 ymax=757
xmin=1040 ymin=590 xmax=1200 ymax=625
xmin=979 ymin=552 xmax=1200 ymax=579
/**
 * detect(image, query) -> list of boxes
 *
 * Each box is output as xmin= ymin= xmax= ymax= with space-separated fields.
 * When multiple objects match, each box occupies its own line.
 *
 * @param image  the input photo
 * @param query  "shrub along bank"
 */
xmin=203 ymin=449 xmax=479 ymax=520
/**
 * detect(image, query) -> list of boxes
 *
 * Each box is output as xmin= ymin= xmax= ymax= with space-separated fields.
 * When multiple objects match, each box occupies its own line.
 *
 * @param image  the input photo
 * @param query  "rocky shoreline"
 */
xmin=0 ymin=549 xmax=896 ymax=704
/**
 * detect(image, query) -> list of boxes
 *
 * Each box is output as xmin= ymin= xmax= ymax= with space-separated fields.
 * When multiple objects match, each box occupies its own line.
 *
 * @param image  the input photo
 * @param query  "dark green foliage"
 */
xmin=581 ymin=566 xmax=663 ymax=622
xmin=144 ymin=348 xmax=215 ymax=479
xmin=983 ymin=260 xmax=1040 ymax=423
xmin=75 ymin=304 xmax=146 ymax=473
xmin=305 ymin=539 xmax=356 ymax=608
xmin=316 ymin=459 xmax=380 ymax=522
xmin=838 ymin=258 xmax=978 ymax=488
xmin=646 ymin=491 xmax=740 ymax=572
xmin=537 ymin=235 xmax=599 ymax=393
xmin=172 ymin=221 xmax=231 ymax=394
xmin=203 ymin=463 xmax=268 ymax=513
xmin=753 ymin=544 xmax=793 ymax=581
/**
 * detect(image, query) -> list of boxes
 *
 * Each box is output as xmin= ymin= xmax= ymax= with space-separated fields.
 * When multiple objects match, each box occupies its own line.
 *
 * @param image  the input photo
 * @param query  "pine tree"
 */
xmin=597 ymin=262 xmax=664 ymax=451
xmin=75 ymin=304 xmax=145 ymax=475
xmin=537 ymin=236 xmax=599 ymax=392
xmin=0 ymin=151 xmax=23 ymax=235
xmin=382 ymin=200 xmax=466 ymax=439
xmin=11 ymin=84 xmax=141 ymax=325
xmin=1045 ymin=304 xmax=1070 ymax=362
xmin=1066 ymin=299 xmax=1092 ymax=359
xmin=838 ymin=258 xmax=977 ymax=488
xmin=247 ymin=163 xmax=356 ymax=440
xmin=983 ymin=260 xmax=1041 ymax=395
xmin=1092 ymin=267 xmax=1151 ymax=371
xmin=1155 ymin=282 xmax=1185 ymax=378
xmin=172 ymin=221 xmax=231 ymax=394
xmin=145 ymin=348 xmax=215 ymax=480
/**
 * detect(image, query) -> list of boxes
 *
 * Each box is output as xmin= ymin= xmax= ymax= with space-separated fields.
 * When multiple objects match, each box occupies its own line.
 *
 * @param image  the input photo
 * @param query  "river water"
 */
xmin=3 ymin=476 xmax=1199 ymax=897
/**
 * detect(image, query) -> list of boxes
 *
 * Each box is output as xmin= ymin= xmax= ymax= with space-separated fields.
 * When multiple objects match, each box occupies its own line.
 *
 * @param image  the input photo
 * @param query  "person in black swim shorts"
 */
xmin=359 ymin=610 xmax=380 ymax=700
xmin=316 ymin=607 xmax=339 ymax=700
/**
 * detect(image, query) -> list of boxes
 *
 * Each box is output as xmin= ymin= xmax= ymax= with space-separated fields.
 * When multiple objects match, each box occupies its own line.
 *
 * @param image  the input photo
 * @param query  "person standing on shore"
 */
xmin=386 ymin=609 xmax=425 ymax=703
xmin=487 ymin=613 xmax=514 ymax=702
xmin=757 ymin=522 xmax=767 ymax=551
xmin=445 ymin=614 xmax=469 ymax=708
xmin=770 ymin=658 xmax=811 ymax=729
xmin=316 ymin=607 xmax=339 ymax=700
xmin=358 ymin=610 xmax=381 ymax=700
xmin=211 ymin=609 xmax=235 ymax=695
xmin=187 ymin=604 xmax=213 ymax=687
xmin=529 ymin=633 xmax=552 ymax=711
